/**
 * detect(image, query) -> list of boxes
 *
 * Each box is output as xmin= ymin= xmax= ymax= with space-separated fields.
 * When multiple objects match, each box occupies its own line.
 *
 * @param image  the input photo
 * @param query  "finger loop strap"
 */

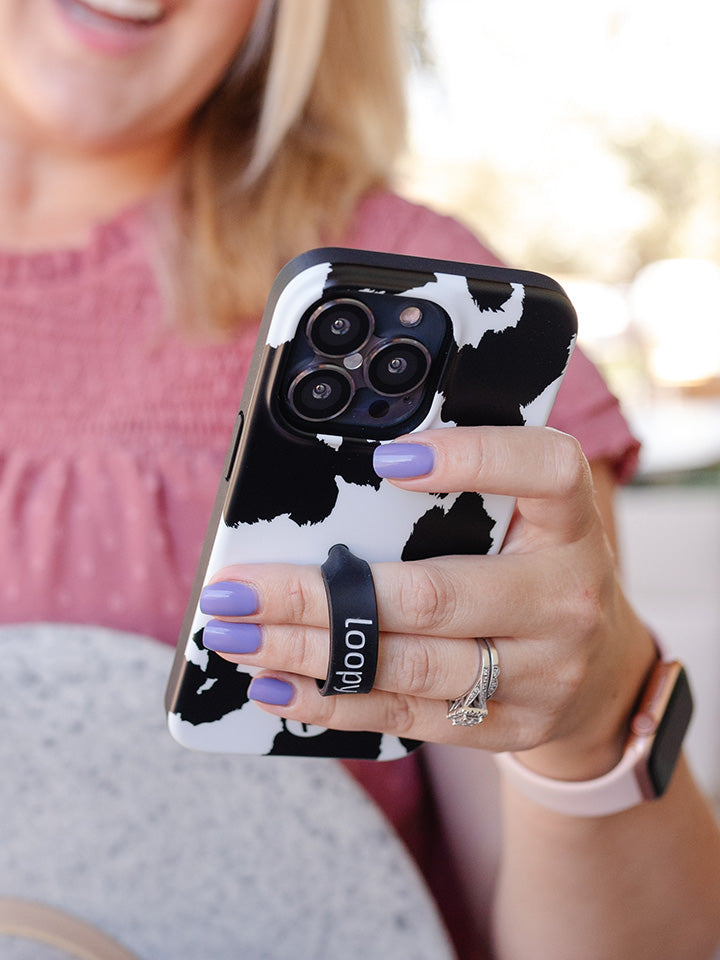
xmin=317 ymin=544 xmax=379 ymax=696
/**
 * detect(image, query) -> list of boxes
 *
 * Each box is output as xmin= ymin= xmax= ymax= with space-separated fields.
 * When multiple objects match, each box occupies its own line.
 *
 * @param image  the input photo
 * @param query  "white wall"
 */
xmin=617 ymin=486 xmax=720 ymax=801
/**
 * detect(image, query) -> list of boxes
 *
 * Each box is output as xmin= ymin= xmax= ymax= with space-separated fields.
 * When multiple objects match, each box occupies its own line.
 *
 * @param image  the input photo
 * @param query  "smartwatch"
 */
xmin=496 ymin=660 xmax=693 ymax=817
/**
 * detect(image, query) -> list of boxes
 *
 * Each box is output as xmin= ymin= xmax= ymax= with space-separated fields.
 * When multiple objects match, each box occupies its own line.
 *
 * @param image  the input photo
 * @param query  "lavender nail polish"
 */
xmin=203 ymin=620 xmax=261 ymax=654
xmin=373 ymin=442 xmax=434 ymax=479
xmin=249 ymin=677 xmax=294 ymax=707
xmin=200 ymin=581 xmax=258 ymax=617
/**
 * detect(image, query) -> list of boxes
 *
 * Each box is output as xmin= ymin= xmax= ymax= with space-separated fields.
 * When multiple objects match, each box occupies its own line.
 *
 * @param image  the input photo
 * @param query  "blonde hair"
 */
xmin=178 ymin=0 xmax=408 ymax=331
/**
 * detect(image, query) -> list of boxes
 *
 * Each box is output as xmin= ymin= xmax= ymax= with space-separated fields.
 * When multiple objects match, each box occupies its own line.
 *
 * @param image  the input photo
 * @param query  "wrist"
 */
xmin=496 ymin=653 xmax=693 ymax=817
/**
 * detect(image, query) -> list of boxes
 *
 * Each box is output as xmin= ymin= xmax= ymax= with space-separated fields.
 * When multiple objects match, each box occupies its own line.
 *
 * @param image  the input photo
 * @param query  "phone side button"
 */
xmin=223 ymin=411 xmax=244 ymax=481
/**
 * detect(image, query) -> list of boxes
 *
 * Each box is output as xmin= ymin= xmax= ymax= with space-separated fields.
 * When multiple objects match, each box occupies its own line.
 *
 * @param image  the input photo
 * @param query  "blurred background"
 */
xmin=399 ymin=0 xmax=720 ymax=802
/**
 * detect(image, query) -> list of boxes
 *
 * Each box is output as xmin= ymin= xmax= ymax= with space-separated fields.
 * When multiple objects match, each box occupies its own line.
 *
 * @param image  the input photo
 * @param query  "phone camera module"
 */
xmin=280 ymin=290 xmax=450 ymax=438
xmin=366 ymin=339 xmax=431 ymax=396
xmin=306 ymin=299 xmax=373 ymax=357
xmin=288 ymin=365 xmax=354 ymax=422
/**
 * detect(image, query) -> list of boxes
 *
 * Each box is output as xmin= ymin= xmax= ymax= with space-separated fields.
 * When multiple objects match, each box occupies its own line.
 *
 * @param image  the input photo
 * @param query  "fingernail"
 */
xmin=200 ymin=581 xmax=258 ymax=617
xmin=249 ymin=677 xmax=294 ymax=707
xmin=203 ymin=620 xmax=262 ymax=654
xmin=373 ymin=442 xmax=434 ymax=478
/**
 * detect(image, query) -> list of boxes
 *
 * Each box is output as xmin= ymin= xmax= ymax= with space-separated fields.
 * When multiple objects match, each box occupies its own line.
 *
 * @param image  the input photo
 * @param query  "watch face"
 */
xmin=647 ymin=666 xmax=693 ymax=797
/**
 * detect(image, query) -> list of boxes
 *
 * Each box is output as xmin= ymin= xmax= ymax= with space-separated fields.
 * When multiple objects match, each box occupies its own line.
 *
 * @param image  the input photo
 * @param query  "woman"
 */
xmin=1 ymin=1 xmax=718 ymax=957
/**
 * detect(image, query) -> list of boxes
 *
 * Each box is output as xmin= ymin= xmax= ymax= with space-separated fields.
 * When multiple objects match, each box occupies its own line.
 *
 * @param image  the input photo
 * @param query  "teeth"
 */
xmin=80 ymin=0 xmax=165 ymax=21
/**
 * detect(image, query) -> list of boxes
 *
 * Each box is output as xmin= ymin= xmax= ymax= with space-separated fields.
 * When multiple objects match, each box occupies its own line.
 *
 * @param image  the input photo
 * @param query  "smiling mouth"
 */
xmin=63 ymin=0 xmax=167 ymax=26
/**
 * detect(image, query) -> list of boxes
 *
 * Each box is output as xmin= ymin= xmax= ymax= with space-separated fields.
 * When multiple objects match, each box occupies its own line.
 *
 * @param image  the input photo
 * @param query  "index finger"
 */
xmin=373 ymin=426 xmax=596 ymax=542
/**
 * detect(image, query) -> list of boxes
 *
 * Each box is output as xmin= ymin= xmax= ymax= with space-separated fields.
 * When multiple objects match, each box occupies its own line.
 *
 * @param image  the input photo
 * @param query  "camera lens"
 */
xmin=288 ymin=365 xmax=354 ymax=422
xmin=366 ymin=339 xmax=431 ymax=396
xmin=306 ymin=299 xmax=373 ymax=357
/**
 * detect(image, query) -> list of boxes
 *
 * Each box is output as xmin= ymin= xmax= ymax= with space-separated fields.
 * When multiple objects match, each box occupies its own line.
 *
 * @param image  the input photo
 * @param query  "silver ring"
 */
xmin=446 ymin=638 xmax=500 ymax=727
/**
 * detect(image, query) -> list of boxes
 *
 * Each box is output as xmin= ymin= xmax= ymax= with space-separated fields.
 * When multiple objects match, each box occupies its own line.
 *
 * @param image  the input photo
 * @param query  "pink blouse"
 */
xmin=0 ymin=189 xmax=639 ymax=958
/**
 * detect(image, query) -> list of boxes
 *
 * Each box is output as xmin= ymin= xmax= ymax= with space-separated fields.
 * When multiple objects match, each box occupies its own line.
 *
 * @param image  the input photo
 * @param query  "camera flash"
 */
xmin=343 ymin=352 xmax=363 ymax=370
xmin=399 ymin=306 xmax=422 ymax=327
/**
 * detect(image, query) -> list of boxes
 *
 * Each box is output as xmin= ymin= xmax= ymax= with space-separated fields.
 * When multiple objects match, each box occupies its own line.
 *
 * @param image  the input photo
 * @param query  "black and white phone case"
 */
xmin=166 ymin=248 xmax=577 ymax=759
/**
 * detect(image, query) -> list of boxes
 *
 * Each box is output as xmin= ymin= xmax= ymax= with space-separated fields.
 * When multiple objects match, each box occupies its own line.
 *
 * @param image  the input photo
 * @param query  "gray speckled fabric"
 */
xmin=0 ymin=624 xmax=455 ymax=960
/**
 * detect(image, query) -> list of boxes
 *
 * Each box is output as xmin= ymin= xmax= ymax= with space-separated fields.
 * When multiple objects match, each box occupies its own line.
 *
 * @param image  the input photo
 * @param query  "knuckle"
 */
xmin=396 ymin=562 xmax=457 ymax=632
xmin=312 ymin=691 xmax=343 ymax=730
xmin=553 ymin=434 xmax=589 ymax=497
xmin=555 ymin=558 xmax=615 ymax=642
xmin=381 ymin=693 xmax=416 ymax=737
xmin=554 ymin=653 xmax=588 ymax=705
xmin=282 ymin=626 xmax=316 ymax=675
xmin=392 ymin=641 xmax=435 ymax=697
xmin=283 ymin=571 xmax=317 ymax=625
xmin=454 ymin=438 xmax=486 ymax=487
xmin=566 ymin=574 xmax=612 ymax=643
xmin=575 ymin=594 xmax=605 ymax=641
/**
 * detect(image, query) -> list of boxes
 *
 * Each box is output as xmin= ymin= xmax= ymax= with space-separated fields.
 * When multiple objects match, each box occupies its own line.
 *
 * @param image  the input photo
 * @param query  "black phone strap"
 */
xmin=317 ymin=544 xmax=379 ymax=696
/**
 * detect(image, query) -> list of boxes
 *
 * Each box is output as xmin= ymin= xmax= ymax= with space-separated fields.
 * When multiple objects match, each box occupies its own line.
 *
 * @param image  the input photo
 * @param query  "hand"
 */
xmin=200 ymin=426 xmax=656 ymax=781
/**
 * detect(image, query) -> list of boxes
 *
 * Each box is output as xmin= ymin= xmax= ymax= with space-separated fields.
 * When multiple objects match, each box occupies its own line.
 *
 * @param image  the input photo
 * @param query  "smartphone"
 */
xmin=165 ymin=248 xmax=578 ymax=759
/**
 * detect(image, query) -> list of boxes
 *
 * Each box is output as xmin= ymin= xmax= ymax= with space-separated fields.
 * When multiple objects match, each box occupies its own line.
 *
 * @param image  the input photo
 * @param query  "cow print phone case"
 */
xmin=165 ymin=248 xmax=578 ymax=759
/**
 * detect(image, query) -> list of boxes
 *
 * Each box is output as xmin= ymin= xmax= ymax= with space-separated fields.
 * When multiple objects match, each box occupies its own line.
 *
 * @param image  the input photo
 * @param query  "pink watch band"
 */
xmin=495 ymin=657 xmax=690 ymax=817
xmin=495 ymin=744 xmax=650 ymax=817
